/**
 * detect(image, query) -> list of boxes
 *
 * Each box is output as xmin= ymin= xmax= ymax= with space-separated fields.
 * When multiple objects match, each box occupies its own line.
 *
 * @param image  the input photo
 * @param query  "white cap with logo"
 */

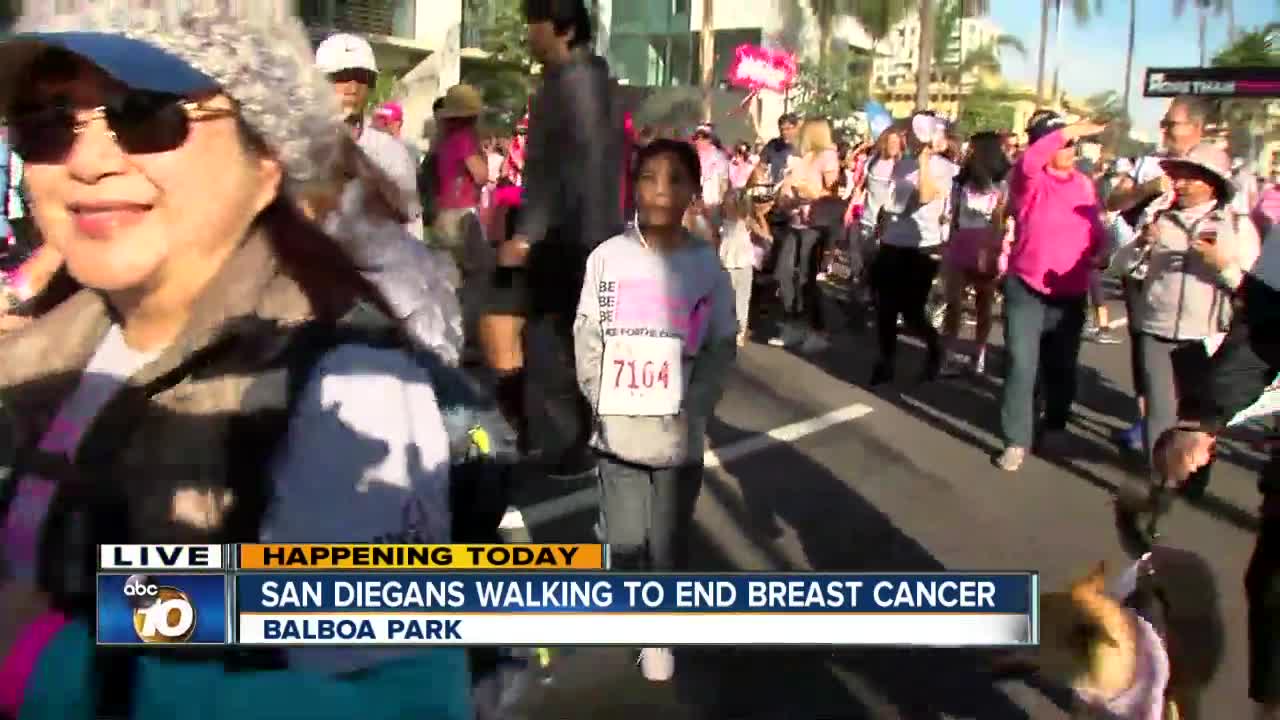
xmin=315 ymin=32 xmax=377 ymax=74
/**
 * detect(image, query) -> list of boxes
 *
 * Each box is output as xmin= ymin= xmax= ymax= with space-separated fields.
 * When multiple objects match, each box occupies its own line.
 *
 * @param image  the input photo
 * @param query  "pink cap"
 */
xmin=374 ymin=102 xmax=403 ymax=123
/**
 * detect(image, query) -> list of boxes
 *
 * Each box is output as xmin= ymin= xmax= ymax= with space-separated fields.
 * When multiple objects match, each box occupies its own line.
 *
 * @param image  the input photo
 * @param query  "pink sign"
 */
xmin=727 ymin=44 xmax=797 ymax=94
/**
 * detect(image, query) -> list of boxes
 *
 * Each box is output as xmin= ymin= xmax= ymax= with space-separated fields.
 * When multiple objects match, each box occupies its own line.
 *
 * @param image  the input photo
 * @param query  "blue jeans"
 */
xmin=1000 ymin=276 xmax=1087 ymax=448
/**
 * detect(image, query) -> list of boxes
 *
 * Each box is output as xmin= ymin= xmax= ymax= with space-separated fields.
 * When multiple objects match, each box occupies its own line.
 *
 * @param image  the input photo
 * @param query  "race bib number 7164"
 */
xmin=596 ymin=335 xmax=684 ymax=417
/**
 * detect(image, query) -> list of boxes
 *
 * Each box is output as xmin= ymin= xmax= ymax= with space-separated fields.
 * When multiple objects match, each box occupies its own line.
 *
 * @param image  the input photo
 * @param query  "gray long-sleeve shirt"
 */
xmin=574 ymin=229 xmax=737 ymax=468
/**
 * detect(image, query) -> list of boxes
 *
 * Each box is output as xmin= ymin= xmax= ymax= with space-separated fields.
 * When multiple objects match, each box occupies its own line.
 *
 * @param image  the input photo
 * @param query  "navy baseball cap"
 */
xmin=1027 ymin=111 xmax=1068 ymax=145
xmin=0 ymin=32 xmax=218 ymax=111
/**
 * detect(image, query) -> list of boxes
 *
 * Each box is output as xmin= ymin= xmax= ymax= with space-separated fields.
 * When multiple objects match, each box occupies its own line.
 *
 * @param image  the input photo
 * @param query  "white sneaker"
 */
xmin=639 ymin=647 xmax=675 ymax=681
xmin=799 ymin=332 xmax=830 ymax=354
xmin=767 ymin=324 xmax=800 ymax=347
xmin=995 ymin=446 xmax=1026 ymax=472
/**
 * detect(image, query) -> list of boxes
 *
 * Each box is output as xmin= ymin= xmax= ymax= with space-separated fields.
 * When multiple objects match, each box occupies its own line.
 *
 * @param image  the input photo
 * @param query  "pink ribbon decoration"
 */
xmin=726 ymin=44 xmax=797 ymax=95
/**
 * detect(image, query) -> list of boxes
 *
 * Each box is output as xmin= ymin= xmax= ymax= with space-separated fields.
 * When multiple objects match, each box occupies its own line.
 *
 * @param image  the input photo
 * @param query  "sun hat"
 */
xmin=435 ymin=84 xmax=485 ymax=119
xmin=1160 ymin=141 xmax=1236 ymax=203
xmin=314 ymin=32 xmax=378 ymax=76
xmin=0 ymin=0 xmax=345 ymax=194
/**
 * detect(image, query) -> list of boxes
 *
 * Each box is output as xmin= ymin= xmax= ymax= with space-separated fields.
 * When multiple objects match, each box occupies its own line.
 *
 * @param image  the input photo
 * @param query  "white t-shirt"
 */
xmin=718 ymin=218 xmax=755 ymax=269
xmin=881 ymin=155 xmax=959 ymax=249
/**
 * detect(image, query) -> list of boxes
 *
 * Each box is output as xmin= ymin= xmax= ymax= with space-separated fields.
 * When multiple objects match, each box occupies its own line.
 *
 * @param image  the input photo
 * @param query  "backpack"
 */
xmin=0 ymin=302 xmax=518 ymax=718
xmin=281 ymin=302 xmax=519 ymax=544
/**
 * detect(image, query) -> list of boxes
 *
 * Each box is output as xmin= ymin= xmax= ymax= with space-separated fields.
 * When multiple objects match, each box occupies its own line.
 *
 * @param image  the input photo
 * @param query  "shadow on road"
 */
xmin=788 ymin=290 xmax=1260 ymax=539
xmin=677 ymin=413 xmax=1058 ymax=720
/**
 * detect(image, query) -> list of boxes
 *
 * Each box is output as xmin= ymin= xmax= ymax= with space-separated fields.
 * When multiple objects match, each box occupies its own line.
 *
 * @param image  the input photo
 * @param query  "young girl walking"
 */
xmin=719 ymin=189 xmax=756 ymax=346
xmin=574 ymin=139 xmax=738 ymax=682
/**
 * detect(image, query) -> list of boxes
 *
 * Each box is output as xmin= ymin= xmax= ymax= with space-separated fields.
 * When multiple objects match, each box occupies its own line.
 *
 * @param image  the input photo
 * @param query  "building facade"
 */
xmin=592 ymin=0 xmax=872 ymax=140
xmin=872 ymin=13 xmax=1004 ymax=91
xmin=301 ymin=0 xmax=461 ymax=146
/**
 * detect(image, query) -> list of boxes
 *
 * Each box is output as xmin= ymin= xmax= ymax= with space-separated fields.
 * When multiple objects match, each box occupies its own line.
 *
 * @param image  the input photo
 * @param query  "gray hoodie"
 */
xmin=574 ymin=228 xmax=737 ymax=467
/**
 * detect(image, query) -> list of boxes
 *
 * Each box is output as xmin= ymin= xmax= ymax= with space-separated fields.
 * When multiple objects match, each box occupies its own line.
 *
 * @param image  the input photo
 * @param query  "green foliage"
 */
xmin=1212 ymin=24 xmax=1280 ymax=67
xmin=461 ymin=0 xmax=535 ymax=132
xmin=464 ymin=0 xmax=534 ymax=70
xmin=954 ymin=85 xmax=1017 ymax=135
xmin=791 ymin=48 xmax=869 ymax=121
xmin=368 ymin=72 xmax=402 ymax=109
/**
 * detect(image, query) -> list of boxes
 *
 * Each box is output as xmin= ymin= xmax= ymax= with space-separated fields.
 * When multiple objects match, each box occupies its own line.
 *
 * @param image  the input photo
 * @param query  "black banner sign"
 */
xmin=1144 ymin=67 xmax=1280 ymax=98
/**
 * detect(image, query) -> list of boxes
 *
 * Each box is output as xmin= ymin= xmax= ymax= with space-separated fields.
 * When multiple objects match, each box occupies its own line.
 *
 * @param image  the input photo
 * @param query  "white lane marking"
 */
xmin=1109 ymin=316 xmax=1128 ymax=330
xmin=500 ymin=403 xmax=874 ymax=531
xmin=704 ymin=403 xmax=873 ymax=469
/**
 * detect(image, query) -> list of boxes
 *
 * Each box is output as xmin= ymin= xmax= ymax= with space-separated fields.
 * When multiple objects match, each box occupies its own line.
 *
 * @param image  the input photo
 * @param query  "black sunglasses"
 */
xmin=9 ymin=92 xmax=237 ymax=164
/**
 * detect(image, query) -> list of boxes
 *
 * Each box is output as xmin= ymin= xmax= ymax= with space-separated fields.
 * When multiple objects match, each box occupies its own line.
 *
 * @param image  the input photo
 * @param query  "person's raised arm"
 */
xmin=1106 ymin=157 xmax=1169 ymax=213
xmin=916 ymin=146 xmax=943 ymax=205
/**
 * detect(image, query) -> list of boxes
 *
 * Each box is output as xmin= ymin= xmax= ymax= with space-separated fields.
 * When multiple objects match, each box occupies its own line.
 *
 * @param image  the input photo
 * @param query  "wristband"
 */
xmin=0 ymin=611 xmax=68 ymax=717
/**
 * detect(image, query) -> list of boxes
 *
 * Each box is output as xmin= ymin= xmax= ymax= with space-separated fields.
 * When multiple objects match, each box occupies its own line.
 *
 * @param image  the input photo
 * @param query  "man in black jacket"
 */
xmin=1156 ymin=237 xmax=1280 ymax=718
xmin=480 ymin=0 xmax=624 ymax=475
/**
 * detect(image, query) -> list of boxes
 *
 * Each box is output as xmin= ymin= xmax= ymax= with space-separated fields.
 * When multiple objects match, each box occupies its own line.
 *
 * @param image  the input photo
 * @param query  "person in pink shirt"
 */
xmin=1254 ymin=167 xmax=1280 ymax=238
xmin=729 ymin=142 xmax=755 ymax=190
xmin=995 ymin=111 xmax=1109 ymax=472
xmin=431 ymin=84 xmax=490 ymax=282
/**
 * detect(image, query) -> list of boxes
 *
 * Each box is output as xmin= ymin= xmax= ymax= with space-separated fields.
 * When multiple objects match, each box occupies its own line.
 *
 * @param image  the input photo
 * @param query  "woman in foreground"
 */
xmin=0 ymin=3 xmax=468 ymax=718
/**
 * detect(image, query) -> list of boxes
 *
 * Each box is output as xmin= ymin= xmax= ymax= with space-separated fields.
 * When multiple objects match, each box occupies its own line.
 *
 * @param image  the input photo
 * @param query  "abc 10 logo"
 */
xmin=123 ymin=574 xmax=197 ymax=643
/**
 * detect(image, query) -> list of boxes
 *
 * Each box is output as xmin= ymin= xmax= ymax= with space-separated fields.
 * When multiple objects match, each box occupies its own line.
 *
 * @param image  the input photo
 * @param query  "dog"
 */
xmin=1024 ymin=562 xmax=1179 ymax=719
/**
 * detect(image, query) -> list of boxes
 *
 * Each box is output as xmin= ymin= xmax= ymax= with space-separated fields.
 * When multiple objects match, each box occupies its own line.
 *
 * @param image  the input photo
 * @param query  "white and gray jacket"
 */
xmin=1136 ymin=200 xmax=1261 ymax=341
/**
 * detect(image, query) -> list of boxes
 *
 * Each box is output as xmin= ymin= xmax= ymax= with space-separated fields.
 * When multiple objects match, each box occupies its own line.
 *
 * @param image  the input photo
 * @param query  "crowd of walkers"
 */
xmin=0 ymin=0 xmax=1276 ymax=718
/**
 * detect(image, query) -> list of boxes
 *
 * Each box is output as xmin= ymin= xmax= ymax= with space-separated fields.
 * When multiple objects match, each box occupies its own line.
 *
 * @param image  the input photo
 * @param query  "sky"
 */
xmin=987 ymin=0 xmax=1277 ymax=139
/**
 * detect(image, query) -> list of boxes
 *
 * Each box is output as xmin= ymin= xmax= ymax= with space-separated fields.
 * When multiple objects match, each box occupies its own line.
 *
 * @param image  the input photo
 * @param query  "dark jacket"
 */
xmin=516 ymin=49 xmax=625 ymax=321
xmin=1184 ymin=273 xmax=1280 ymax=493
xmin=517 ymin=48 xmax=625 ymax=253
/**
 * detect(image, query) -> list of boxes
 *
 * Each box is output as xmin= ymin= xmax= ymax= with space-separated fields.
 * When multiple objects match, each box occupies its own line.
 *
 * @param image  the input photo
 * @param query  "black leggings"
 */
xmin=871 ymin=244 xmax=941 ymax=363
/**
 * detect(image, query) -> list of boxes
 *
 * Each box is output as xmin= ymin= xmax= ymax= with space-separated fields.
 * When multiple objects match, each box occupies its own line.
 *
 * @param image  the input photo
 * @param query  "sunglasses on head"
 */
xmin=8 ymin=91 xmax=237 ymax=164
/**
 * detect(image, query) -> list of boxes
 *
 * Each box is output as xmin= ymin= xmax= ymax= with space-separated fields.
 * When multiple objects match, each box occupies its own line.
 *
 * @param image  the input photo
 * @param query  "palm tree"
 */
xmin=1173 ymin=0 xmax=1227 ymax=66
xmin=700 ymin=0 xmax=714 ymax=121
xmin=1036 ymin=0 xmax=1100 ymax=102
xmin=1122 ymin=0 xmax=1136 ymax=116
xmin=914 ymin=0 xmax=936 ymax=110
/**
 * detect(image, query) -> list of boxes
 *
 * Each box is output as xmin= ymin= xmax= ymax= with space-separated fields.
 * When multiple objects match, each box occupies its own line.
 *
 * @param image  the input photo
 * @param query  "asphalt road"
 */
xmin=499 ymin=283 xmax=1264 ymax=720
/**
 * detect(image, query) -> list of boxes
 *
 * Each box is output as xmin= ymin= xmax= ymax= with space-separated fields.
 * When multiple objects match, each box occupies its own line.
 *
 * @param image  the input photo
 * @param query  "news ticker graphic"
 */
xmin=99 ymin=543 xmax=605 ymax=571
xmin=1144 ymin=66 xmax=1280 ymax=98
xmin=95 ymin=546 xmax=1037 ymax=647
xmin=231 ymin=572 xmax=1037 ymax=647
